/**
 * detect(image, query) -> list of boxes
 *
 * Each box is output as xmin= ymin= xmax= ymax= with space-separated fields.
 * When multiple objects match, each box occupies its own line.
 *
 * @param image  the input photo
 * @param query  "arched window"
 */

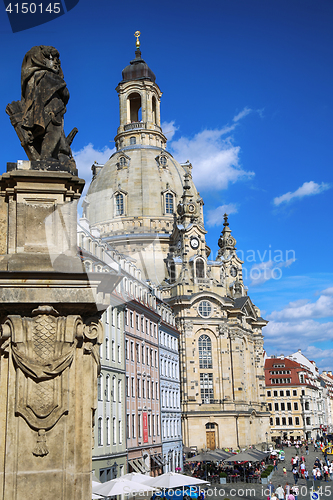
xmin=98 ymin=417 xmax=103 ymax=446
xmin=130 ymin=136 xmax=136 ymax=145
xmin=128 ymin=92 xmax=141 ymax=122
xmin=152 ymin=95 xmax=157 ymax=124
xmin=105 ymin=375 xmax=109 ymax=401
xmin=106 ymin=417 xmax=110 ymax=445
xmin=195 ymin=258 xmax=205 ymax=278
xmin=115 ymin=193 xmax=124 ymax=216
xmin=97 ymin=375 xmax=102 ymax=400
xmin=165 ymin=193 xmax=174 ymax=214
xmin=198 ymin=334 xmax=212 ymax=368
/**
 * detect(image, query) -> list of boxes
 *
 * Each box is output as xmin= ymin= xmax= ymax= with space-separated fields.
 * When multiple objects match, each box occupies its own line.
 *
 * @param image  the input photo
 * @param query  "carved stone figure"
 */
xmin=6 ymin=46 xmax=77 ymax=173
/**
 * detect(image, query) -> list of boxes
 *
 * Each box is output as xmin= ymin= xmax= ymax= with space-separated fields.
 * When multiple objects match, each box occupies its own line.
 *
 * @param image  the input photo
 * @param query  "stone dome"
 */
xmin=85 ymin=145 xmax=199 ymax=241
xmin=121 ymin=49 xmax=156 ymax=83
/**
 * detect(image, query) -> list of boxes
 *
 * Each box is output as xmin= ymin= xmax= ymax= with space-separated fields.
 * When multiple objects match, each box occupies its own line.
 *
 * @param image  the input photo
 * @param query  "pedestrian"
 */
xmin=304 ymin=469 xmax=309 ymax=481
xmin=305 ymin=444 xmax=309 ymax=455
xmin=329 ymin=462 xmax=333 ymax=481
xmin=275 ymin=484 xmax=285 ymax=499
xmin=273 ymin=459 xmax=278 ymax=471
xmin=287 ymin=493 xmax=295 ymax=500
xmin=268 ymin=481 xmax=275 ymax=496
xmin=292 ymin=485 xmax=299 ymax=500
xmin=283 ymin=466 xmax=287 ymax=476
xmin=292 ymin=468 xmax=299 ymax=484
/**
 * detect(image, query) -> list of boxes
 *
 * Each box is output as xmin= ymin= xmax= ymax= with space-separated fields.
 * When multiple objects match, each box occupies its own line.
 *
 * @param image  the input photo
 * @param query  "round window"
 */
xmin=198 ymin=300 xmax=212 ymax=318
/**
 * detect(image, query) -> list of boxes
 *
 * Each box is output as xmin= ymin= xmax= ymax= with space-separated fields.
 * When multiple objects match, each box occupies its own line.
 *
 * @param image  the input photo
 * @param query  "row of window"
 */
xmin=161 ymin=389 xmax=180 ymax=409
xmin=103 ymin=337 xmax=121 ymax=363
xmin=98 ymin=376 xmax=122 ymax=402
xmin=126 ymin=413 xmax=160 ymax=439
xmin=125 ymin=341 xmax=159 ymax=366
xmin=267 ymin=390 xmax=299 ymax=397
xmin=97 ymin=416 xmax=121 ymax=446
xmin=126 ymin=312 xmax=158 ymax=337
xmin=270 ymin=370 xmax=291 ymax=375
xmin=161 ymin=358 xmax=179 ymax=379
xmin=114 ymin=192 xmax=174 ymax=216
xmin=271 ymin=416 xmax=301 ymax=427
xmin=160 ymin=332 xmax=178 ymax=351
xmin=268 ymin=402 xmax=299 ymax=411
xmin=126 ymin=377 xmax=159 ymax=400
xmin=162 ymin=419 xmax=181 ymax=439
xmin=271 ymin=378 xmax=292 ymax=384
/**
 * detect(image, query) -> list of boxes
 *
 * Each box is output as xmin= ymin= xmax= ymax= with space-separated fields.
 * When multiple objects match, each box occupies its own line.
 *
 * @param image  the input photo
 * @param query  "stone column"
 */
xmin=0 ymin=162 xmax=120 ymax=500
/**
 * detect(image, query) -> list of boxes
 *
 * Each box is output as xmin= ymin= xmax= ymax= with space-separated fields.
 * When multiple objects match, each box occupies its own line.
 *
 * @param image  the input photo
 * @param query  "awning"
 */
xmin=152 ymin=454 xmax=165 ymax=466
xmin=129 ymin=459 xmax=149 ymax=474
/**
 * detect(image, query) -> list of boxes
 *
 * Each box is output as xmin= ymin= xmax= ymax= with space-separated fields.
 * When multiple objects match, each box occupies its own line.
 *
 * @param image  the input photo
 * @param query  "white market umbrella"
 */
xmin=147 ymin=472 xmax=209 ymax=489
xmin=93 ymin=477 xmax=157 ymax=497
xmin=122 ymin=472 xmax=153 ymax=484
xmin=92 ymin=494 xmax=103 ymax=500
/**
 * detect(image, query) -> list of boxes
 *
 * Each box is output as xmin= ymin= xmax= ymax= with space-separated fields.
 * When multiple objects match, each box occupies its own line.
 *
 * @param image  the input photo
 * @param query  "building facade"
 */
xmin=159 ymin=302 xmax=182 ymax=471
xmin=265 ymin=353 xmax=332 ymax=442
xmin=85 ymin=40 xmax=270 ymax=451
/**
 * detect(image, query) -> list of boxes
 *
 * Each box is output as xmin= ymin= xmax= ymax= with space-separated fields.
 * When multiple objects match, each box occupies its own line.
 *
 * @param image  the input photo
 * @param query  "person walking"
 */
xmin=292 ymin=485 xmax=299 ymax=500
xmin=275 ymin=484 xmax=285 ymax=499
xmin=273 ymin=459 xmax=278 ymax=471
xmin=305 ymin=444 xmax=309 ymax=455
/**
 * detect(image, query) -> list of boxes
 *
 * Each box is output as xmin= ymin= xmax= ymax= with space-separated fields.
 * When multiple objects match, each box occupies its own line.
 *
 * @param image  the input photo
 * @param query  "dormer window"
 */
xmin=165 ymin=193 xmax=174 ymax=214
xmin=156 ymin=154 xmax=168 ymax=168
xmin=119 ymin=156 xmax=127 ymax=168
xmin=115 ymin=193 xmax=124 ymax=216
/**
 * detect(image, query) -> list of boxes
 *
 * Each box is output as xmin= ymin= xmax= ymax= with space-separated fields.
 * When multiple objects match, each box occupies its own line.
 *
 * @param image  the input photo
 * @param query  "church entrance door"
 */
xmin=206 ymin=431 xmax=216 ymax=450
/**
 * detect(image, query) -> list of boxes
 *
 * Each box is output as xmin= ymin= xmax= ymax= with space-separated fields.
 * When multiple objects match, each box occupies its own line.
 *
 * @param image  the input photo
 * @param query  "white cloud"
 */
xmin=233 ymin=107 xmax=252 ymax=122
xmin=267 ymin=292 xmax=333 ymax=321
xmin=205 ymin=204 xmax=238 ymax=227
xmin=73 ymin=143 xmax=115 ymax=188
xmin=249 ymin=258 xmax=296 ymax=286
xmin=161 ymin=120 xmax=179 ymax=140
xmin=273 ymin=181 xmax=331 ymax=206
xmin=263 ymin=286 xmax=333 ymax=370
xmin=169 ymin=130 xmax=254 ymax=190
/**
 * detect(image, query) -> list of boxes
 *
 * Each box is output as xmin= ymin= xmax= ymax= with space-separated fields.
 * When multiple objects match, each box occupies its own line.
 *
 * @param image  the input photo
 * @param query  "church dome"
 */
xmin=121 ymin=49 xmax=156 ymax=83
xmin=85 ymin=146 xmax=199 ymax=240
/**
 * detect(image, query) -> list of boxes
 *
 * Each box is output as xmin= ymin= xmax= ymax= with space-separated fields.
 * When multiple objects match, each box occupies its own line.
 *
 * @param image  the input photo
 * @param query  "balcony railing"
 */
xmin=124 ymin=122 xmax=145 ymax=131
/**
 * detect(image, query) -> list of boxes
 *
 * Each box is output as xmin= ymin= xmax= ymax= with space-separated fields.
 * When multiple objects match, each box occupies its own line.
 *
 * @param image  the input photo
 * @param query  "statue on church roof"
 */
xmin=6 ymin=45 xmax=77 ymax=174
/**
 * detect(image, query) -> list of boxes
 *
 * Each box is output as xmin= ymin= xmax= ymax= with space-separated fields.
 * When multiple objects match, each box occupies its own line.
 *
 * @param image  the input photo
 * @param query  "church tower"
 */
xmin=85 ymin=34 xmax=270 ymax=450
xmin=85 ymin=33 xmax=198 ymax=285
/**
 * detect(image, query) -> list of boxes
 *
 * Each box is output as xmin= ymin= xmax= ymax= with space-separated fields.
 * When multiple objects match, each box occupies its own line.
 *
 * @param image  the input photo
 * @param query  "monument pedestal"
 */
xmin=0 ymin=163 xmax=119 ymax=500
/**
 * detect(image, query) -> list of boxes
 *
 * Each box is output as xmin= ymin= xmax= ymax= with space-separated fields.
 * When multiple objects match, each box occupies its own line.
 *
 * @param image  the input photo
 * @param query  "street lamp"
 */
xmin=265 ymin=432 xmax=268 ymax=451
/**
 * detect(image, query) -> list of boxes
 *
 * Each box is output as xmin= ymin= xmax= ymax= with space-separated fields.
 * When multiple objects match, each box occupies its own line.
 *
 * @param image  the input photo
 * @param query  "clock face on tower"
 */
xmin=190 ymin=237 xmax=199 ymax=250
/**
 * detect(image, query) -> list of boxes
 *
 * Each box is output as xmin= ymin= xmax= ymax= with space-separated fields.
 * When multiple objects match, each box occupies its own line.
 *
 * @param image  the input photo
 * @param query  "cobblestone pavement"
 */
xmin=201 ymin=445 xmax=332 ymax=500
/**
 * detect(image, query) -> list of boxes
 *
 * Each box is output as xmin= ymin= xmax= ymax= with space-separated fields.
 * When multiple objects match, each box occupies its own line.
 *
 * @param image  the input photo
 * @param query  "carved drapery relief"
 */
xmin=0 ymin=305 xmax=102 ymax=456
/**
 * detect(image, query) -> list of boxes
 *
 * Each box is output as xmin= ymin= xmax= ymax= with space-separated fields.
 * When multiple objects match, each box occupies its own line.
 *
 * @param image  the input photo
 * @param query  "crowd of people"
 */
xmin=267 ymin=437 xmax=333 ymax=500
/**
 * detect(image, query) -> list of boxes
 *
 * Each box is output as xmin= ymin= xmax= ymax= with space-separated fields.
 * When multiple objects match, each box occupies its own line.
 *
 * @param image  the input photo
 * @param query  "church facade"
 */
xmin=85 ymin=39 xmax=270 ymax=450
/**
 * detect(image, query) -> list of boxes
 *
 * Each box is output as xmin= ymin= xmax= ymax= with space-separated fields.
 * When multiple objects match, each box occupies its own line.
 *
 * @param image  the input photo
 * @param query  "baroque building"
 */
xmin=85 ymin=38 xmax=270 ymax=450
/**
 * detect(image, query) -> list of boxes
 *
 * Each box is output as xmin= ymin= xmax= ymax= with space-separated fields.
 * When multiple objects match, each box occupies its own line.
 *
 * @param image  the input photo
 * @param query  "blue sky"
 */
xmin=1 ymin=0 xmax=332 ymax=370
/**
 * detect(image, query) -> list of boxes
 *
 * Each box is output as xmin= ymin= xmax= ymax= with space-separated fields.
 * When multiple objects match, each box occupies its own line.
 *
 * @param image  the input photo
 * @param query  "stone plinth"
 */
xmin=0 ymin=163 xmax=120 ymax=500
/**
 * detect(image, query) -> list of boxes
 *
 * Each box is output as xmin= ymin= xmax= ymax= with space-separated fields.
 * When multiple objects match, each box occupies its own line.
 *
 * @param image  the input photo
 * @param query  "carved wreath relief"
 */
xmin=0 ymin=305 xmax=102 ymax=456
